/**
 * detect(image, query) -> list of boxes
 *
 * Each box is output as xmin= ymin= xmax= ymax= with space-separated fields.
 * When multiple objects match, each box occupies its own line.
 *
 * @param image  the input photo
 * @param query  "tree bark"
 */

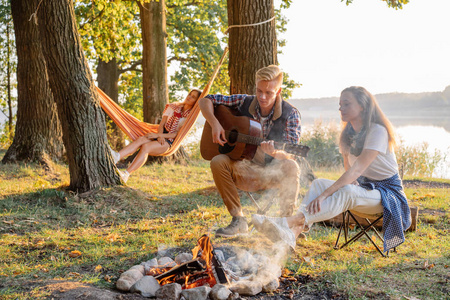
xmin=227 ymin=0 xmax=278 ymax=94
xmin=97 ymin=57 xmax=125 ymax=149
xmin=139 ymin=0 xmax=168 ymax=124
xmin=6 ymin=20 xmax=13 ymax=141
xmin=2 ymin=0 xmax=63 ymax=168
xmin=37 ymin=0 xmax=121 ymax=192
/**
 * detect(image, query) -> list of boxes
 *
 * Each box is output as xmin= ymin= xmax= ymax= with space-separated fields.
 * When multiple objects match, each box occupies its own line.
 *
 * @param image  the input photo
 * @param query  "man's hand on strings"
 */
xmin=212 ymin=124 xmax=227 ymax=146
xmin=260 ymin=140 xmax=276 ymax=156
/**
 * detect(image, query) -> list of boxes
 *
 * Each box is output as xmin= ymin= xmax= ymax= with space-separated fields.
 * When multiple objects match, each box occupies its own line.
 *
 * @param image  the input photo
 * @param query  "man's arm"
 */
xmin=199 ymin=98 xmax=227 ymax=146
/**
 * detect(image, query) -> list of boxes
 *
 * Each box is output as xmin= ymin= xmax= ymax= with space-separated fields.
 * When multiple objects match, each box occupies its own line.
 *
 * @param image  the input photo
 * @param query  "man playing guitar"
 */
xmin=199 ymin=65 xmax=303 ymax=237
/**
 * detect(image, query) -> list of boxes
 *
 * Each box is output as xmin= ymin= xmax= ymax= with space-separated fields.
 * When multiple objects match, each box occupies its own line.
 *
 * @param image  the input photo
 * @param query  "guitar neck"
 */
xmin=225 ymin=130 xmax=309 ymax=157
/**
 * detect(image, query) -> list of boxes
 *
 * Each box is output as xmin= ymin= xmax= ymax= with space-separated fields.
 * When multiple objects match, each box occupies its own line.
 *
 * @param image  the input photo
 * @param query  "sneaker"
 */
xmin=251 ymin=214 xmax=296 ymax=250
xmin=109 ymin=147 xmax=121 ymax=164
xmin=119 ymin=170 xmax=130 ymax=183
xmin=216 ymin=216 xmax=248 ymax=237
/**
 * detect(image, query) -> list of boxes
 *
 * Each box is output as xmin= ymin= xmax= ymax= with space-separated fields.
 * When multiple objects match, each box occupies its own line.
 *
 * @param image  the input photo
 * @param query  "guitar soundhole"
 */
xmin=228 ymin=130 xmax=238 ymax=144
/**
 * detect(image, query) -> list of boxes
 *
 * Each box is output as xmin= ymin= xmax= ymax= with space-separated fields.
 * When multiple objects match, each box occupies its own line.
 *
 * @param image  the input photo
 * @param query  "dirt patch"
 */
xmin=40 ymin=280 xmax=146 ymax=299
xmin=41 ymin=278 xmax=345 ymax=300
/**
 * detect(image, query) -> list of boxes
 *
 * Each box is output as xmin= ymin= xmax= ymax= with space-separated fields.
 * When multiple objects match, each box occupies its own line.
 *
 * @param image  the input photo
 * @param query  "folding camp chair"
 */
xmin=333 ymin=210 xmax=395 ymax=257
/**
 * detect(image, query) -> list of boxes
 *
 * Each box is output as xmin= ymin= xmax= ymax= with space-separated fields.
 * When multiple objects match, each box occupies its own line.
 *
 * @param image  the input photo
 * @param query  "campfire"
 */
xmin=152 ymin=235 xmax=229 ymax=288
xmin=116 ymin=234 xmax=288 ymax=298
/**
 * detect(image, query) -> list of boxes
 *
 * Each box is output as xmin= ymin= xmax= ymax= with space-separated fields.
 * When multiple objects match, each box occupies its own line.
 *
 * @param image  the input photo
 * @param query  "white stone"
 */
xmin=262 ymin=277 xmax=279 ymax=293
xmin=180 ymin=286 xmax=211 ymax=300
xmin=174 ymin=252 xmax=193 ymax=265
xmin=155 ymin=283 xmax=182 ymax=300
xmin=130 ymin=275 xmax=161 ymax=297
xmin=129 ymin=264 xmax=145 ymax=275
xmin=116 ymin=269 xmax=144 ymax=291
xmin=230 ymin=280 xmax=262 ymax=296
xmin=209 ymin=284 xmax=232 ymax=300
xmin=158 ymin=256 xmax=177 ymax=268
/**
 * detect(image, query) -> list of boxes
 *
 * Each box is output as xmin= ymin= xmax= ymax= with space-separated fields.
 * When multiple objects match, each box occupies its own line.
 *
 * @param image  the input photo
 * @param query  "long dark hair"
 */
xmin=339 ymin=86 xmax=397 ymax=155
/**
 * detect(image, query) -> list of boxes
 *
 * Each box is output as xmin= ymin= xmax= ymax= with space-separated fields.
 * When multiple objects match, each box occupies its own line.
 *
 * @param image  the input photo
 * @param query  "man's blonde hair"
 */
xmin=255 ymin=65 xmax=283 ymax=88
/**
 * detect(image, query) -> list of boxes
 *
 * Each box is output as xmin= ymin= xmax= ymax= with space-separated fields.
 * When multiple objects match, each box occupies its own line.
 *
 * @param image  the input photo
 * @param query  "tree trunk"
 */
xmin=227 ymin=0 xmax=278 ymax=94
xmin=97 ymin=58 xmax=125 ymax=149
xmin=37 ymin=0 xmax=121 ymax=192
xmin=2 ymin=0 xmax=63 ymax=168
xmin=139 ymin=0 xmax=168 ymax=124
xmin=6 ymin=21 xmax=13 ymax=141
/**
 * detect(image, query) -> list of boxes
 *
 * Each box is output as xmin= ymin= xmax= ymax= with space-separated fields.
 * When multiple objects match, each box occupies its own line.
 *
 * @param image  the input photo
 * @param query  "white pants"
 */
xmin=298 ymin=178 xmax=384 ymax=226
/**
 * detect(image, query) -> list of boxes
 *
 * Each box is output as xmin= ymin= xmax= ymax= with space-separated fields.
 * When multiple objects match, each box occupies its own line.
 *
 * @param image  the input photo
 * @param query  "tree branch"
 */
xmin=119 ymin=60 xmax=143 ymax=74
xmin=167 ymin=56 xmax=196 ymax=64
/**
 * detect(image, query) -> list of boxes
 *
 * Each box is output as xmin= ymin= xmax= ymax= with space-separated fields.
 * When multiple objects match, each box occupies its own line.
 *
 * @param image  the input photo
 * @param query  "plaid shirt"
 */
xmin=205 ymin=94 xmax=301 ymax=144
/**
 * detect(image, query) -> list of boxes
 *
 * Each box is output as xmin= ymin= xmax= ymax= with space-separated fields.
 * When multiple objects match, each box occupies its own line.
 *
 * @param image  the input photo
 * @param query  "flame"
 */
xmin=190 ymin=235 xmax=216 ymax=287
xmin=153 ymin=234 xmax=221 ymax=289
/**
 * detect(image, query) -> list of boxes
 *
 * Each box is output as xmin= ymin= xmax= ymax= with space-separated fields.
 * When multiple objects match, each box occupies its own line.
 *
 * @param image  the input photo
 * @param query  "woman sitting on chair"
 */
xmin=252 ymin=86 xmax=411 ymax=253
xmin=111 ymin=89 xmax=202 ymax=182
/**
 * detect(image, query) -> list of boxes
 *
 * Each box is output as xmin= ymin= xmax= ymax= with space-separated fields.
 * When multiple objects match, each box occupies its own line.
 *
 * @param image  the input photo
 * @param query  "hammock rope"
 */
xmin=98 ymin=47 xmax=229 ymax=156
xmin=225 ymin=16 xmax=276 ymax=34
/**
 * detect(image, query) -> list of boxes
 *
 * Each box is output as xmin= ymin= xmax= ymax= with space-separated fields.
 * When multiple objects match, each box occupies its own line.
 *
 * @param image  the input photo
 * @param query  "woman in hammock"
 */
xmin=251 ymin=86 xmax=411 ymax=253
xmin=111 ymin=89 xmax=202 ymax=182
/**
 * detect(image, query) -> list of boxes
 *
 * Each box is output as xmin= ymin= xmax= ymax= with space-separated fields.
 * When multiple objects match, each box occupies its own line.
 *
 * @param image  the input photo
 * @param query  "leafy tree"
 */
xmin=0 ymin=0 xmax=16 ymax=144
xmin=138 ymin=0 xmax=168 ymax=124
xmin=2 ymin=0 xmax=63 ymax=168
xmin=37 ymin=0 xmax=121 ymax=191
xmin=76 ymin=0 xmax=141 ymax=148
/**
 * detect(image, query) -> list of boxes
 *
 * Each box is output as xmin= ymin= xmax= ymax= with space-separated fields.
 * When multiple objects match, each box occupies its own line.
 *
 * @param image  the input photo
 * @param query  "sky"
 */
xmin=278 ymin=0 xmax=450 ymax=99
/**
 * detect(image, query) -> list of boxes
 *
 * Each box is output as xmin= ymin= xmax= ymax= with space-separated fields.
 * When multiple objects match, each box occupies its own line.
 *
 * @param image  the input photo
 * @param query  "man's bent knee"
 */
xmin=210 ymin=155 xmax=231 ymax=172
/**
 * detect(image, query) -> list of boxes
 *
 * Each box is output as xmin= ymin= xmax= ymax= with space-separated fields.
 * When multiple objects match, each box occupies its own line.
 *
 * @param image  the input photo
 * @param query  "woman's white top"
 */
xmin=347 ymin=123 xmax=399 ymax=181
xmin=162 ymin=105 xmax=187 ymax=131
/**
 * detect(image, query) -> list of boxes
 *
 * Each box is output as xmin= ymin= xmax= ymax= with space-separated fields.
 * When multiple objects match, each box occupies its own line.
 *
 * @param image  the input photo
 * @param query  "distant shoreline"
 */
xmin=290 ymin=90 xmax=450 ymax=131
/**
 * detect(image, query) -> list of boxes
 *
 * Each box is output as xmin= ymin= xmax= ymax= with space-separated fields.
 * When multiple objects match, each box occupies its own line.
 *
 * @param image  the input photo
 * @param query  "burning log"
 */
xmin=154 ymin=235 xmax=229 ymax=289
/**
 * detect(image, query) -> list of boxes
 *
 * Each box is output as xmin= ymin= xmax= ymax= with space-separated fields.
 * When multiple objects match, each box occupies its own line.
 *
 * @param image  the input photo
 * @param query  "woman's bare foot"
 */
xmin=286 ymin=212 xmax=307 ymax=239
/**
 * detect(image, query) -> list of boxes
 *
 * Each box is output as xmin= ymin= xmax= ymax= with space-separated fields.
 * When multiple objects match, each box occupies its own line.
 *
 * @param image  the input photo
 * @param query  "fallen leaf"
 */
xmin=68 ymin=250 xmax=82 ymax=258
xmin=3 ymin=220 xmax=14 ymax=225
xmin=94 ymin=265 xmax=103 ymax=272
xmin=281 ymin=268 xmax=292 ymax=277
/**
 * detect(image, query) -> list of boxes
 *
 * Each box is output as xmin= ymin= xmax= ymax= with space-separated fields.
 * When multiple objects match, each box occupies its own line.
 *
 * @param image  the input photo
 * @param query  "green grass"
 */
xmin=0 ymin=150 xmax=449 ymax=299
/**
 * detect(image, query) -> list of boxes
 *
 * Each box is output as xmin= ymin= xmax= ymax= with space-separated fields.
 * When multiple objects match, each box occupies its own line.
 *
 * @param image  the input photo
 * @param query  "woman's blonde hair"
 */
xmin=255 ymin=65 xmax=283 ymax=88
xmin=339 ymin=86 xmax=397 ymax=155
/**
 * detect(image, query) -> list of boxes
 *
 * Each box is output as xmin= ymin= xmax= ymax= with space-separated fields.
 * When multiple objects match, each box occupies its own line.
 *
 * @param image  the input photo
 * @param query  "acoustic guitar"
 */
xmin=200 ymin=105 xmax=310 ymax=161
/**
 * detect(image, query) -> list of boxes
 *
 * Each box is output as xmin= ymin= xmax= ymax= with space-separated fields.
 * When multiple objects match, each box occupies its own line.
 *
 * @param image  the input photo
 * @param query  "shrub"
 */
xmin=302 ymin=120 xmax=342 ymax=168
xmin=396 ymin=140 xmax=446 ymax=178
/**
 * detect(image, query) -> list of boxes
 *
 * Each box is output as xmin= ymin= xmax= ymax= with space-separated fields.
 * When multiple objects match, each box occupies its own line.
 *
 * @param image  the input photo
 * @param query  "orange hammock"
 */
xmin=98 ymin=47 xmax=228 ymax=156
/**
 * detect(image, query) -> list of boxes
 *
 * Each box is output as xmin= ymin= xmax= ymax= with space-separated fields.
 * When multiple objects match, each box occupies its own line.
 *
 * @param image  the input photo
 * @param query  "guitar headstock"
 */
xmin=283 ymin=144 xmax=310 ymax=158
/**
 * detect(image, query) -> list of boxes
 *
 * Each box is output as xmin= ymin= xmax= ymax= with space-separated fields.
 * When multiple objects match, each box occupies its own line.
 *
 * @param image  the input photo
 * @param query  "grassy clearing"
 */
xmin=0 ymin=150 xmax=449 ymax=299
